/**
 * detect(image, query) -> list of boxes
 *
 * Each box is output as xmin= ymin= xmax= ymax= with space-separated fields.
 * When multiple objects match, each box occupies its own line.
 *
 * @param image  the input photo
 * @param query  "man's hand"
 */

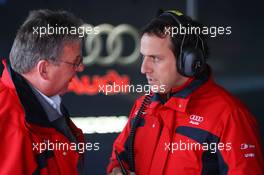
xmin=109 ymin=167 xmax=124 ymax=175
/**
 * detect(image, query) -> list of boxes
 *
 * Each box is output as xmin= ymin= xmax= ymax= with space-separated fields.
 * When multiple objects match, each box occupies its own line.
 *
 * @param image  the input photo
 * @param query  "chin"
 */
xmin=56 ymin=87 xmax=68 ymax=95
xmin=59 ymin=89 xmax=67 ymax=95
xmin=159 ymin=89 xmax=169 ymax=94
xmin=58 ymin=92 xmax=65 ymax=95
xmin=149 ymin=84 xmax=168 ymax=94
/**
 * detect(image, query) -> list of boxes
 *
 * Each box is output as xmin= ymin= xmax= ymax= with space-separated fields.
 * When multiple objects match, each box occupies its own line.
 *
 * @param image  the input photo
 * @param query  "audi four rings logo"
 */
xmin=190 ymin=115 xmax=204 ymax=122
xmin=82 ymin=23 xmax=140 ymax=66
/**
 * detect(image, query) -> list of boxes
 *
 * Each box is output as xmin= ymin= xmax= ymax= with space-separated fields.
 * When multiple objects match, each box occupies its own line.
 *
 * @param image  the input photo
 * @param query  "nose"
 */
xmin=141 ymin=57 xmax=152 ymax=74
xmin=76 ymin=63 xmax=84 ymax=72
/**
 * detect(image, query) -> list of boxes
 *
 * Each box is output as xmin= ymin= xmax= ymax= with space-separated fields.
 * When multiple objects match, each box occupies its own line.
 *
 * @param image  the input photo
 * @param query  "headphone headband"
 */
xmin=158 ymin=10 xmax=207 ymax=77
xmin=159 ymin=10 xmax=205 ymax=58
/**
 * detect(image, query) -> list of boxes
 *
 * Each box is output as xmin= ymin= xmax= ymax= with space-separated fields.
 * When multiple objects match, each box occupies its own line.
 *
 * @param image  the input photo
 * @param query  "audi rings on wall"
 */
xmin=82 ymin=23 xmax=140 ymax=66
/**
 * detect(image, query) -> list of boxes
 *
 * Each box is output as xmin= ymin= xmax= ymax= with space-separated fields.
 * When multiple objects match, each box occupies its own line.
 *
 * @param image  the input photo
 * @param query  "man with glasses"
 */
xmin=0 ymin=9 xmax=85 ymax=174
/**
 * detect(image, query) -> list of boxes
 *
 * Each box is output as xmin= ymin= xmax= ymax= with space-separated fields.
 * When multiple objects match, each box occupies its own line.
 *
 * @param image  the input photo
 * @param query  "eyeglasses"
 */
xmin=58 ymin=58 xmax=83 ymax=70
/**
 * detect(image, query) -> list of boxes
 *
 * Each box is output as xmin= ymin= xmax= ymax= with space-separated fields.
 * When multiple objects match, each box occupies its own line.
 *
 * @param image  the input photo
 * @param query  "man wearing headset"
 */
xmin=107 ymin=10 xmax=264 ymax=175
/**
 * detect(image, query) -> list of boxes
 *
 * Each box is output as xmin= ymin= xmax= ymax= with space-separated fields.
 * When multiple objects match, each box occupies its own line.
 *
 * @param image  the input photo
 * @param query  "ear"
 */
xmin=37 ymin=60 xmax=49 ymax=80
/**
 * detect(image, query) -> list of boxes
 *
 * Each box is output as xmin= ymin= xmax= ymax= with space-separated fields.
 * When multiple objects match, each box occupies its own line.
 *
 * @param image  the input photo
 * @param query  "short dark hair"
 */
xmin=141 ymin=10 xmax=209 ymax=60
xmin=10 ymin=9 xmax=83 ymax=73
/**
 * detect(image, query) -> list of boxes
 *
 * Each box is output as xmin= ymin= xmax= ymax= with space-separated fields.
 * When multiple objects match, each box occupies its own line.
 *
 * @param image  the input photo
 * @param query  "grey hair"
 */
xmin=9 ymin=9 xmax=83 ymax=73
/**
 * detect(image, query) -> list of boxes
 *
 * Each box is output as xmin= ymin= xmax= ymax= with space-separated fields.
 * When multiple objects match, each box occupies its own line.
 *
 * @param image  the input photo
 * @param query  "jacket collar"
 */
xmin=0 ymin=59 xmax=16 ymax=90
xmin=151 ymin=70 xmax=210 ymax=112
xmin=7 ymin=61 xmax=54 ymax=127
xmin=1 ymin=59 xmax=83 ymax=144
xmin=1 ymin=59 xmax=61 ymax=127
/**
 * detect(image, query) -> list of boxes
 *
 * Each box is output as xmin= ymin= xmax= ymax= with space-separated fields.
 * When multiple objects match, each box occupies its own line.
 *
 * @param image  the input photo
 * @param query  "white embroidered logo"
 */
xmin=189 ymin=115 xmax=204 ymax=125
xmin=240 ymin=143 xmax=255 ymax=150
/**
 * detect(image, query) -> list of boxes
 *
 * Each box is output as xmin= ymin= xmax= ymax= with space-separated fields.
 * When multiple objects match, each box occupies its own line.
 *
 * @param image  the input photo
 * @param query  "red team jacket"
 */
xmin=0 ymin=59 xmax=84 ymax=175
xmin=108 ymin=72 xmax=264 ymax=175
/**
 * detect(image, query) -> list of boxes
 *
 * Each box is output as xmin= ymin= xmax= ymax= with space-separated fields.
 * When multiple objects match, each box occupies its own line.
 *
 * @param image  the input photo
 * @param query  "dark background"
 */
xmin=0 ymin=0 xmax=263 ymax=174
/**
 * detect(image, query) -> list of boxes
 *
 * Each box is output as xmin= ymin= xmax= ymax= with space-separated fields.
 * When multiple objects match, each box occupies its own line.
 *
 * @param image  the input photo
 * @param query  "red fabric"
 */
xmin=107 ymin=76 xmax=264 ymax=175
xmin=0 ymin=60 xmax=84 ymax=175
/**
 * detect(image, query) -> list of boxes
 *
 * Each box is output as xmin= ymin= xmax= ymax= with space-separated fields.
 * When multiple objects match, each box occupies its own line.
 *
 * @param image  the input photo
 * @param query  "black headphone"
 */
xmin=159 ymin=10 xmax=206 ymax=77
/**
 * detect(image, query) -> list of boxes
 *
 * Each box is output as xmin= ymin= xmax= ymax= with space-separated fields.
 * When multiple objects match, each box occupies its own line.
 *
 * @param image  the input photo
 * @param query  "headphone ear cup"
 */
xmin=176 ymin=50 xmax=184 ymax=76
xmin=179 ymin=48 xmax=205 ymax=77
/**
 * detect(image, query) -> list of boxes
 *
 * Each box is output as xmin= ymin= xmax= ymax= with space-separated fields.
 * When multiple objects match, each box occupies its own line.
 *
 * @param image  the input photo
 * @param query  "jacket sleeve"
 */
xmin=107 ymin=102 xmax=138 ymax=174
xmin=219 ymin=105 xmax=264 ymax=175
xmin=0 ymin=87 xmax=37 ymax=175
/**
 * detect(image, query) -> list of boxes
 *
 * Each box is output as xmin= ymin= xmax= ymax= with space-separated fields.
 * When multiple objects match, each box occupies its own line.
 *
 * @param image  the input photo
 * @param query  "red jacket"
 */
xmin=107 ymin=72 xmax=264 ymax=175
xmin=0 ymin=59 xmax=84 ymax=175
